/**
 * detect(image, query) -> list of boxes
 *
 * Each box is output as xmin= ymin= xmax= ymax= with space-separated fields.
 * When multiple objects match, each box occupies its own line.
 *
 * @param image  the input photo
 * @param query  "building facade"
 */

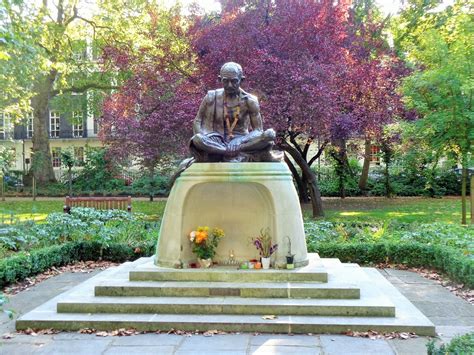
xmin=0 ymin=109 xmax=102 ymax=180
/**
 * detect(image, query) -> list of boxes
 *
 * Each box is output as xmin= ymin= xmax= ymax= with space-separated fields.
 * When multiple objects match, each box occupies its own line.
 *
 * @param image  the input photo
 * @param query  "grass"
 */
xmin=304 ymin=197 xmax=471 ymax=224
xmin=0 ymin=199 xmax=166 ymax=223
xmin=0 ymin=196 xmax=470 ymax=224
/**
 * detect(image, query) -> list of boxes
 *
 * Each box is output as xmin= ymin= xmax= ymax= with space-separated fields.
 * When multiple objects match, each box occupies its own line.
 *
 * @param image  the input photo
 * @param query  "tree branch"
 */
xmin=308 ymin=140 xmax=329 ymax=167
xmin=52 ymin=83 xmax=119 ymax=96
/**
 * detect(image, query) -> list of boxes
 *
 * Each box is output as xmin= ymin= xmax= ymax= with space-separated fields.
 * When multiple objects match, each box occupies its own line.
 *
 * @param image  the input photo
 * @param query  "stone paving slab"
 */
xmin=320 ymin=335 xmax=395 ymax=354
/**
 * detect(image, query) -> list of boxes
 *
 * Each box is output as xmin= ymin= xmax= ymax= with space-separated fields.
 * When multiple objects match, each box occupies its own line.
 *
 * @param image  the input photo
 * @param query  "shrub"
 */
xmin=427 ymin=332 xmax=474 ymax=355
xmin=0 ymin=208 xmax=159 ymax=253
xmin=309 ymin=242 xmax=473 ymax=288
xmin=0 ymin=241 xmax=155 ymax=288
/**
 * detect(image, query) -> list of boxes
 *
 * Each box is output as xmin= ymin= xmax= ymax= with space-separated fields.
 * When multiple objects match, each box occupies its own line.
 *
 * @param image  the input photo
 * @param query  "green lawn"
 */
xmin=311 ymin=197 xmax=470 ymax=224
xmin=0 ymin=196 xmax=470 ymax=225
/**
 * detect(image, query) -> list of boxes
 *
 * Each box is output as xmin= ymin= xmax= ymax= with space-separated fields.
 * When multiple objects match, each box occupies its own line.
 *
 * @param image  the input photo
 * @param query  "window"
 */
xmin=370 ymin=145 xmax=380 ymax=164
xmin=72 ymin=111 xmax=83 ymax=137
xmin=74 ymin=146 xmax=84 ymax=164
xmin=52 ymin=147 xmax=61 ymax=167
xmin=0 ymin=112 xmax=12 ymax=139
xmin=50 ymin=111 xmax=60 ymax=138
xmin=26 ymin=112 xmax=33 ymax=138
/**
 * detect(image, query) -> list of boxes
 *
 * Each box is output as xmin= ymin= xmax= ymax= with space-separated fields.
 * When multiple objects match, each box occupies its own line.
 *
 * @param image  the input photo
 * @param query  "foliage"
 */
xmin=100 ymin=4 xmax=194 ymax=176
xmin=305 ymin=220 xmax=473 ymax=254
xmin=130 ymin=174 xmax=170 ymax=197
xmin=0 ymin=0 xmax=124 ymax=182
xmin=72 ymin=147 xmax=123 ymax=193
xmin=427 ymin=332 xmax=474 ymax=355
xmin=0 ymin=208 xmax=159 ymax=255
xmin=305 ymin=219 xmax=473 ymax=286
xmin=0 ymin=240 xmax=155 ymax=288
xmin=309 ymin=241 xmax=473 ymax=288
xmin=189 ymin=226 xmax=225 ymax=260
xmin=398 ymin=0 xmax=474 ymax=223
xmin=186 ymin=0 xmax=408 ymax=216
xmin=0 ymin=292 xmax=13 ymax=319
xmin=251 ymin=228 xmax=278 ymax=258
xmin=0 ymin=146 xmax=15 ymax=175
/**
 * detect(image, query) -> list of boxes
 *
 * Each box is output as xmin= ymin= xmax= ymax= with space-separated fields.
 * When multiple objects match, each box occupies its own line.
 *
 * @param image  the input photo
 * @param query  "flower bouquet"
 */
xmin=251 ymin=228 xmax=278 ymax=269
xmin=189 ymin=226 xmax=225 ymax=267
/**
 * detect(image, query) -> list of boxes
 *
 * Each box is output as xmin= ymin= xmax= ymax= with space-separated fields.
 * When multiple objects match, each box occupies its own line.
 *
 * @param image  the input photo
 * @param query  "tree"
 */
xmin=189 ymin=0 xmax=405 ymax=214
xmin=100 ymin=5 xmax=196 ymax=201
xmin=400 ymin=0 xmax=473 ymax=224
xmin=0 ymin=0 xmax=124 ymax=183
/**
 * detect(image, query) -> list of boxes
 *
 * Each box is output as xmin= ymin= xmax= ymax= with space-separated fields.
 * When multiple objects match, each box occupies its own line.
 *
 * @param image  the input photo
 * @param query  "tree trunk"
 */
xmin=148 ymin=165 xmax=155 ymax=202
xmin=331 ymin=139 xmax=349 ymax=199
xmin=284 ymin=154 xmax=308 ymax=203
xmin=461 ymin=165 xmax=467 ymax=225
xmin=68 ymin=167 xmax=72 ymax=196
xmin=381 ymin=142 xmax=393 ymax=198
xmin=282 ymin=142 xmax=324 ymax=218
xmin=359 ymin=137 xmax=371 ymax=195
xmin=31 ymin=73 xmax=57 ymax=183
xmin=470 ymin=174 xmax=473 ymax=225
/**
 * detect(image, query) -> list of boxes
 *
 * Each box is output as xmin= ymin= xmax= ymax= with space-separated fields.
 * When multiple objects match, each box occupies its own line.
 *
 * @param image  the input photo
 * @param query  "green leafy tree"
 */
xmin=400 ymin=0 xmax=473 ymax=224
xmin=1 ymin=0 xmax=186 ymax=184
xmin=0 ymin=0 xmax=120 ymax=183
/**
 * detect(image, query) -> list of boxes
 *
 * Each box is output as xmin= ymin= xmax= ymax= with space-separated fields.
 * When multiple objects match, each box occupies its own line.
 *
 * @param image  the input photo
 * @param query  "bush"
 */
xmin=305 ymin=220 xmax=473 ymax=287
xmin=427 ymin=332 xmax=474 ymax=355
xmin=0 ymin=208 xmax=159 ymax=253
xmin=309 ymin=242 xmax=473 ymax=288
xmin=0 ymin=241 xmax=155 ymax=288
xmin=131 ymin=174 xmax=171 ymax=196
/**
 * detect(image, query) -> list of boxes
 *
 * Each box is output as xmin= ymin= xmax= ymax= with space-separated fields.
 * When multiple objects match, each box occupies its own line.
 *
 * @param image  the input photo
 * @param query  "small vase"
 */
xmin=261 ymin=257 xmax=271 ymax=269
xmin=198 ymin=258 xmax=212 ymax=268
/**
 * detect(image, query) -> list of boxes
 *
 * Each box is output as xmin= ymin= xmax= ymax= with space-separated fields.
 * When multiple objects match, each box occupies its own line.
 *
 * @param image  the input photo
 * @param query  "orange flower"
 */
xmin=196 ymin=231 xmax=208 ymax=243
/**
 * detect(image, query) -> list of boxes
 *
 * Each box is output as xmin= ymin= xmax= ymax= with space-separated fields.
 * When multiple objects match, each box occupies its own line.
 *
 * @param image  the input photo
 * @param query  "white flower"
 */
xmin=189 ymin=231 xmax=196 ymax=242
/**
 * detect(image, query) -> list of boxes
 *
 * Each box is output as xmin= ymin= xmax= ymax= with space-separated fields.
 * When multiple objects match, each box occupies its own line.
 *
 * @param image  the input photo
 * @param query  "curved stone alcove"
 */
xmin=155 ymin=163 xmax=308 ymax=268
xmin=181 ymin=181 xmax=275 ymax=263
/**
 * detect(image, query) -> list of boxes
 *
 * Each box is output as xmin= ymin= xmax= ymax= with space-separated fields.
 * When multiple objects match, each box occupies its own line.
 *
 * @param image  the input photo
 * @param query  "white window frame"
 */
xmin=49 ymin=111 xmax=60 ymax=138
xmin=26 ymin=112 xmax=34 ymax=138
xmin=72 ymin=111 xmax=83 ymax=138
xmin=0 ymin=112 xmax=13 ymax=139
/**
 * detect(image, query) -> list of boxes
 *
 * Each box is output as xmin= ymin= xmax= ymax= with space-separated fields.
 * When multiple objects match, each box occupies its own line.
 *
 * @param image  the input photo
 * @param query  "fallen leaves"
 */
xmin=344 ymin=330 xmax=418 ymax=340
xmin=3 ymin=261 xmax=119 ymax=296
xmin=17 ymin=328 xmax=60 ymax=336
xmin=262 ymin=315 xmax=278 ymax=320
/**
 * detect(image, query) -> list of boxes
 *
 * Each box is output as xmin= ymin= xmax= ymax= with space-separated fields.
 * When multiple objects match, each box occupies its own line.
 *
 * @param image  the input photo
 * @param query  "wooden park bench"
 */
xmin=63 ymin=196 xmax=132 ymax=214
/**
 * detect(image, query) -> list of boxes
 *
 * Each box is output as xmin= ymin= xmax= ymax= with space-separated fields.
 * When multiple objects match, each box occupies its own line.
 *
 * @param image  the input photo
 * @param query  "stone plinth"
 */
xmin=155 ymin=163 xmax=309 ymax=268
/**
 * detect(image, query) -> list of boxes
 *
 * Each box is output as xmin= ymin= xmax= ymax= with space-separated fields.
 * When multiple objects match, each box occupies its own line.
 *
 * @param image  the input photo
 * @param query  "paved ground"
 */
xmin=1 ymin=269 xmax=472 ymax=354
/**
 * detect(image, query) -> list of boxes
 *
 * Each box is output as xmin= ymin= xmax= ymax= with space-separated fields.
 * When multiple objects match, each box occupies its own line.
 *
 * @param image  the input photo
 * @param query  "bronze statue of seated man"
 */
xmin=190 ymin=62 xmax=281 ymax=162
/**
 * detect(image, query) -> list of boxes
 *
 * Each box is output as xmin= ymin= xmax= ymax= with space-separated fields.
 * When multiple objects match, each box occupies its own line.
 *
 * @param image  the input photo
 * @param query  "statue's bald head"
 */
xmin=219 ymin=62 xmax=245 ymax=80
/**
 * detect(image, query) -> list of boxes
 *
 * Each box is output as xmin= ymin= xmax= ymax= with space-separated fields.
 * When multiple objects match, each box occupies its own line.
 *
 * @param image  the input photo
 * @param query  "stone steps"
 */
xmin=16 ymin=313 xmax=435 ymax=336
xmin=16 ymin=255 xmax=436 ymax=335
xmin=94 ymin=280 xmax=360 ymax=299
xmin=129 ymin=268 xmax=328 ymax=283
xmin=57 ymin=294 xmax=394 ymax=317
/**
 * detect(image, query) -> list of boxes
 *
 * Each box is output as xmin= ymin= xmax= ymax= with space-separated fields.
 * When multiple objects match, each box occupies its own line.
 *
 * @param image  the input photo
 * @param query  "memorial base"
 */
xmin=155 ymin=163 xmax=309 ymax=268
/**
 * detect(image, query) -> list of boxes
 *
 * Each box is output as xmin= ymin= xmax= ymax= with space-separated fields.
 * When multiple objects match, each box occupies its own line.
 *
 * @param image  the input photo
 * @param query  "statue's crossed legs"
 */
xmin=190 ymin=129 xmax=280 ymax=162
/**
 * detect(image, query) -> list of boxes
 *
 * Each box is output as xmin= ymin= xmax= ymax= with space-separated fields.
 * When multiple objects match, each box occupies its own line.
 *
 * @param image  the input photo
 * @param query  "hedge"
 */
xmin=0 ymin=241 xmax=155 ymax=289
xmin=310 ymin=242 xmax=474 ymax=288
